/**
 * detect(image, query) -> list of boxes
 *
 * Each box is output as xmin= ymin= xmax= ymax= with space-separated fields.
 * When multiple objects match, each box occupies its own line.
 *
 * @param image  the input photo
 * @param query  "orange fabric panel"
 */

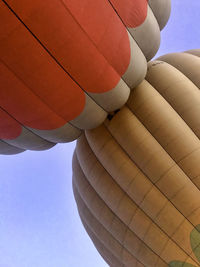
xmin=0 ymin=108 xmax=22 ymax=139
xmin=5 ymin=0 xmax=127 ymax=93
xmin=62 ymin=0 xmax=131 ymax=77
xmin=0 ymin=62 xmax=66 ymax=132
xmin=109 ymin=0 xmax=148 ymax=28
xmin=0 ymin=2 xmax=85 ymax=128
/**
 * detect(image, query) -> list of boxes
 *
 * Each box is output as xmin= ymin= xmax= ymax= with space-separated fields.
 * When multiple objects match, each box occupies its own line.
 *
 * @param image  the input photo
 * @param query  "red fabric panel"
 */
xmin=62 ymin=0 xmax=131 ymax=78
xmin=0 ymin=3 xmax=85 ymax=130
xmin=0 ymin=62 xmax=66 ymax=132
xmin=5 ymin=0 xmax=129 ymax=93
xmin=0 ymin=108 xmax=22 ymax=139
xmin=109 ymin=0 xmax=148 ymax=28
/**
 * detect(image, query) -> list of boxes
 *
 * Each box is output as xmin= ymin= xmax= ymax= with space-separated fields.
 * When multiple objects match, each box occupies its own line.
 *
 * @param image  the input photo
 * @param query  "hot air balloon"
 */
xmin=0 ymin=0 xmax=170 ymax=155
xmin=73 ymin=51 xmax=200 ymax=266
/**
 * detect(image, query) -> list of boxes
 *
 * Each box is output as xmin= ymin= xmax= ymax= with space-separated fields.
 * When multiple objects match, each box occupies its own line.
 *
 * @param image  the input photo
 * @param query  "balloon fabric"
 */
xmin=0 ymin=0 xmax=170 ymax=154
xmin=73 ymin=51 xmax=200 ymax=266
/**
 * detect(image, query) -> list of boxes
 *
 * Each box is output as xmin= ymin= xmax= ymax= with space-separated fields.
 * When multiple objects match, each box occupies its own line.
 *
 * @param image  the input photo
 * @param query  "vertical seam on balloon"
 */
xmin=171 ymin=218 xmax=197 ymax=257
xmin=75 ymin=141 xmax=127 ymax=262
xmin=59 ymin=0 xmax=130 ymax=89
xmin=124 ymin=105 xmax=200 ymax=238
xmin=85 ymin=127 xmax=200 ymax=265
xmin=75 ymin=145 xmax=162 ymax=266
xmin=2 ymin=0 xmax=125 ymax=114
xmin=175 ymin=147 xmax=200 ymax=170
xmin=146 ymin=61 xmax=200 ymax=143
xmin=127 ymin=80 xmax=200 ymax=191
xmin=73 ymin=181 xmax=118 ymax=267
xmin=82 ymin=131 xmax=167 ymax=256
xmin=145 ymin=63 xmax=200 ymax=189
xmin=0 ymin=58 xmax=81 ymax=139
xmin=0 ymin=105 xmax=23 ymax=140
xmin=81 ymin=216 xmax=135 ymax=267
xmin=192 ymin=175 xmax=200 ymax=185
xmin=1 ymin=0 xmax=83 ymax=94
xmin=137 ymin=200 xmax=169 ymax=263
xmin=73 ymin=175 xmax=145 ymax=267
xmin=108 ymin=0 xmax=148 ymax=27
xmin=102 ymin=111 xmax=200 ymax=264
xmin=107 ymin=1 xmax=162 ymax=62
xmin=74 ymin=189 xmax=125 ymax=267
xmin=80 ymin=213 xmax=125 ymax=267
xmin=72 ymin=163 xmax=128 ymax=265
xmin=106 ymin=0 xmax=149 ymax=55
xmin=83 ymin=219 xmax=125 ymax=267
xmin=126 ymin=112 xmax=200 ymax=191
xmin=153 ymin=59 xmax=200 ymax=138
xmin=77 ymin=134 xmax=194 ymax=266
xmin=0 ymin=42 xmax=83 ymax=137
xmin=0 ymin=139 xmax=25 ymax=154
xmin=1 ymin=0 xmax=108 ymax=128
xmin=126 ymin=102 xmax=200 ymax=212
xmin=153 ymin=212 xmax=188 ymax=266
xmin=83 ymin=218 xmax=125 ymax=267
xmin=0 ymin=104 xmax=55 ymax=148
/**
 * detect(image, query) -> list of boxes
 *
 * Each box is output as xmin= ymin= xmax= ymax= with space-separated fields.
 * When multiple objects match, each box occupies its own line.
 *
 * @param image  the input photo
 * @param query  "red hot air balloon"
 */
xmin=0 ymin=0 xmax=170 ymax=155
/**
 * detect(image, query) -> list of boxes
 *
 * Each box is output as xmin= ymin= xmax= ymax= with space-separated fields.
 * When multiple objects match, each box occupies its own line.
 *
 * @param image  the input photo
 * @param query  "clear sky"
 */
xmin=0 ymin=1 xmax=200 ymax=267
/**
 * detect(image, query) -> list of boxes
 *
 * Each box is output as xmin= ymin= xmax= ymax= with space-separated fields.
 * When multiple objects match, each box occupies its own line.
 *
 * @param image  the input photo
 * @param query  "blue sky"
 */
xmin=0 ymin=1 xmax=200 ymax=267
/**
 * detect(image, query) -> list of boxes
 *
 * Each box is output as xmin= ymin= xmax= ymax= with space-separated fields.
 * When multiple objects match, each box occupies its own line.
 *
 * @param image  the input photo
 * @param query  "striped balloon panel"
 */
xmin=0 ymin=0 xmax=170 ymax=154
xmin=73 ymin=51 xmax=200 ymax=266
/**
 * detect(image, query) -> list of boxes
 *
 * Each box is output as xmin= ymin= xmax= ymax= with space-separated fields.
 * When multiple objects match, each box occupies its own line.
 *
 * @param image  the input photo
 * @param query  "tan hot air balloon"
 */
xmin=73 ymin=51 xmax=200 ymax=267
xmin=0 ymin=0 xmax=170 ymax=155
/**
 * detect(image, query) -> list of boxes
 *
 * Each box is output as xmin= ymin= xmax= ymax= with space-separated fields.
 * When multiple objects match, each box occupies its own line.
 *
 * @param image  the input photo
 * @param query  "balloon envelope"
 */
xmin=73 ymin=50 xmax=200 ymax=266
xmin=0 ymin=0 xmax=170 ymax=154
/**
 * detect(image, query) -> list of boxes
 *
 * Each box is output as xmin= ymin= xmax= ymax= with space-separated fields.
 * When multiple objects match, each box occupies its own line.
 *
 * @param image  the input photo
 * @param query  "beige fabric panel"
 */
xmin=83 ymin=129 xmax=200 ymax=264
xmin=74 ymin=188 xmax=124 ymax=267
xmin=29 ymin=122 xmax=82 ymax=143
xmin=81 ymin=219 xmax=125 ymax=267
xmin=73 ymin=154 xmax=146 ymax=266
xmin=122 ymin=33 xmax=147 ymax=89
xmin=104 ymin=107 xmax=200 ymax=225
xmin=148 ymin=0 xmax=171 ymax=30
xmin=73 ymin=163 xmax=166 ymax=267
xmin=146 ymin=61 xmax=200 ymax=189
xmin=73 ymin=51 xmax=200 ymax=266
xmin=70 ymin=94 xmax=107 ymax=129
xmin=0 ymin=140 xmax=25 ymax=155
xmin=128 ymin=5 xmax=160 ymax=61
xmin=185 ymin=49 xmax=200 ymax=57
xmin=89 ymin=78 xmax=130 ymax=112
xmin=157 ymin=52 xmax=200 ymax=88
xmin=84 ymin=124 xmax=200 ymax=263
xmin=3 ymin=127 xmax=55 ymax=151
xmin=78 ymin=203 xmax=147 ymax=267
xmin=73 ymin=173 xmax=126 ymax=267
xmin=74 ymin=135 xmax=199 ymax=265
xmin=74 ymin=189 xmax=140 ymax=267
